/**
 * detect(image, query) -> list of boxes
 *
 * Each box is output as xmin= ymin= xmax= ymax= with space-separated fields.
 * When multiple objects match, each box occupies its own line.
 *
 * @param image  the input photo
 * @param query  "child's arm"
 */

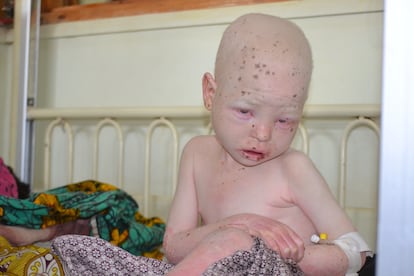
xmin=164 ymin=213 xmax=306 ymax=264
xmin=286 ymin=151 xmax=370 ymax=275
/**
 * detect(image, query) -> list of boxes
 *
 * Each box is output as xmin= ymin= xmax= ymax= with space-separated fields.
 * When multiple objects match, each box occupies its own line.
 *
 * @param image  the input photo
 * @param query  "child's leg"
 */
xmin=167 ymin=227 xmax=254 ymax=276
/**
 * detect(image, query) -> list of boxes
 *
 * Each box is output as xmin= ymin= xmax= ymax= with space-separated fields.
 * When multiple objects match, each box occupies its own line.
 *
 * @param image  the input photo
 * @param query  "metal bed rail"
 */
xmin=27 ymin=104 xmax=380 ymax=217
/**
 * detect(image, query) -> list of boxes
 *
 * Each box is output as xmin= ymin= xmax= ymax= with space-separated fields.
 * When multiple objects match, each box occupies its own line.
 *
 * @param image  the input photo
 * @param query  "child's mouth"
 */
xmin=242 ymin=150 xmax=265 ymax=161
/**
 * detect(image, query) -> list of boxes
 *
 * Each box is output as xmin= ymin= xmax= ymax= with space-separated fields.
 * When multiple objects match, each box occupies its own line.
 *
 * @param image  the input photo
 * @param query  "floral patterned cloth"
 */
xmin=203 ymin=236 xmax=303 ymax=276
xmin=0 ymin=180 xmax=165 ymax=257
xmin=52 ymin=234 xmax=303 ymax=276
xmin=52 ymin=235 xmax=173 ymax=276
xmin=0 ymin=236 xmax=66 ymax=275
xmin=0 ymin=158 xmax=18 ymax=198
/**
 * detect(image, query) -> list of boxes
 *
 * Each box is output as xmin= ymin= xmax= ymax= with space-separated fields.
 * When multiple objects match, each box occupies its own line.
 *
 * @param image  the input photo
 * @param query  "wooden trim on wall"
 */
xmin=40 ymin=0 xmax=290 ymax=25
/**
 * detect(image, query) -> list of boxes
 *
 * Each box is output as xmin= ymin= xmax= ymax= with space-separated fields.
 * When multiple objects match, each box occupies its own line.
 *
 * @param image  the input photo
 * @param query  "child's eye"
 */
xmin=235 ymin=108 xmax=253 ymax=119
xmin=275 ymin=118 xmax=292 ymax=129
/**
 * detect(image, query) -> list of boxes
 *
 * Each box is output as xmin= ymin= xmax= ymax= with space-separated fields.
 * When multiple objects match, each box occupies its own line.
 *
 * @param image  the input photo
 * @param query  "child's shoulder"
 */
xmin=280 ymin=148 xmax=315 ymax=169
xmin=183 ymin=135 xmax=218 ymax=153
xmin=280 ymin=149 xmax=324 ymax=187
xmin=282 ymin=148 xmax=309 ymax=161
xmin=186 ymin=135 xmax=215 ymax=145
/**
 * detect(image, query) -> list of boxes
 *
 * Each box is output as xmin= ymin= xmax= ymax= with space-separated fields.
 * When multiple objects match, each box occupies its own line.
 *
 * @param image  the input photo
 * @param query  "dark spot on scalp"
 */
xmin=266 ymin=71 xmax=270 ymax=75
xmin=252 ymin=55 xmax=256 ymax=59
xmin=262 ymin=64 xmax=267 ymax=68
xmin=252 ymin=147 xmax=257 ymax=150
xmin=252 ymin=124 xmax=255 ymax=128
xmin=253 ymin=74 xmax=258 ymax=79
xmin=293 ymin=94 xmax=297 ymax=98
xmin=290 ymin=128 xmax=294 ymax=132
xmin=238 ymin=76 xmax=242 ymax=81
xmin=241 ymin=90 xmax=246 ymax=95
xmin=255 ymin=63 xmax=261 ymax=69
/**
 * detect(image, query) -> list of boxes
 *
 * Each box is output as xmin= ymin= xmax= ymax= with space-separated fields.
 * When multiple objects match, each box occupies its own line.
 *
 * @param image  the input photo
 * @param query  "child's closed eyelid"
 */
xmin=233 ymin=108 xmax=253 ymax=119
xmin=239 ymin=109 xmax=249 ymax=114
xmin=275 ymin=118 xmax=297 ymax=129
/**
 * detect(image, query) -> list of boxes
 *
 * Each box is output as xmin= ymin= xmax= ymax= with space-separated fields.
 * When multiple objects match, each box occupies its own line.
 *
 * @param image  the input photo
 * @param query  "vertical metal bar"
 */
xmin=297 ymin=123 xmax=309 ymax=155
xmin=94 ymin=118 xmax=124 ymax=186
xmin=339 ymin=117 xmax=380 ymax=208
xmin=26 ymin=0 xmax=41 ymax=185
xmin=144 ymin=117 xmax=179 ymax=217
xmin=11 ymin=0 xmax=39 ymax=183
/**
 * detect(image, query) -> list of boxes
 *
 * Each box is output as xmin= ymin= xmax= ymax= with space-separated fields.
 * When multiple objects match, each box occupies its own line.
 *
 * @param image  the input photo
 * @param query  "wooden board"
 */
xmin=40 ymin=0 xmax=290 ymax=24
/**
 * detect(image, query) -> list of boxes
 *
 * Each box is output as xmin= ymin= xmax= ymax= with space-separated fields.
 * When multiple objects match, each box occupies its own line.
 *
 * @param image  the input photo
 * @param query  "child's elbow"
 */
xmin=162 ymin=238 xmax=180 ymax=264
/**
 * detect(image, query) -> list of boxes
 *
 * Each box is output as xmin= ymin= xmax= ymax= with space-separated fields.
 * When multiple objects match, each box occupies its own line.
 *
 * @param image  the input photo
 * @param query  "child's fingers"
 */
xmin=263 ymin=226 xmax=304 ymax=261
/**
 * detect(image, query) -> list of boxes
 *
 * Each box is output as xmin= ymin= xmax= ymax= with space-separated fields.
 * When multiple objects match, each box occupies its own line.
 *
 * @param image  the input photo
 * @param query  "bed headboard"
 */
xmin=27 ymin=103 xmax=380 ymax=250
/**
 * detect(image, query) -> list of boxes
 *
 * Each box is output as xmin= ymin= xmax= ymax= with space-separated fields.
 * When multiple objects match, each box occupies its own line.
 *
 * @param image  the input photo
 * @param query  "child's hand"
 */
xmin=224 ymin=213 xmax=305 ymax=262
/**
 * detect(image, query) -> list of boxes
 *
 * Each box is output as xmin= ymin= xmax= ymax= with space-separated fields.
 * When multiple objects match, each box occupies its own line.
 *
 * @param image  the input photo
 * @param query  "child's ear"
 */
xmin=202 ymin=72 xmax=217 ymax=111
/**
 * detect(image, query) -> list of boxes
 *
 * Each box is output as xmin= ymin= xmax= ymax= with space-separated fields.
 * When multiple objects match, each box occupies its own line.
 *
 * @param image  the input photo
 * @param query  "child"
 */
xmin=162 ymin=13 xmax=371 ymax=275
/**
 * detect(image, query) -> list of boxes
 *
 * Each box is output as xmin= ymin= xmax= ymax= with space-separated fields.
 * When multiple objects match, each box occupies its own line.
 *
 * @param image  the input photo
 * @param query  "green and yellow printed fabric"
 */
xmin=0 ymin=180 xmax=165 ymax=257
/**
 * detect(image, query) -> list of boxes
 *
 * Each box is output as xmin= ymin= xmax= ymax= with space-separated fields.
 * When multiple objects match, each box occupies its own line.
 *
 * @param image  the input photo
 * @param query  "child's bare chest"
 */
xmin=196 ymin=163 xmax=294 ymax=223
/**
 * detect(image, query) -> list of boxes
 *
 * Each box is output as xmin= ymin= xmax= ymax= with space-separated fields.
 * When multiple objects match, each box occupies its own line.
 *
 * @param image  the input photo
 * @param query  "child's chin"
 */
xmin=236 ymin=156 xmax=268 ymax=167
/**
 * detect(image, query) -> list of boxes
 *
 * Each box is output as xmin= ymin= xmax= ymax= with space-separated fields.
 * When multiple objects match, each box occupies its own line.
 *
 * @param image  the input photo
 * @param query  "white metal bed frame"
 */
xmin=27 ymin=104 xmax=380 ymax=217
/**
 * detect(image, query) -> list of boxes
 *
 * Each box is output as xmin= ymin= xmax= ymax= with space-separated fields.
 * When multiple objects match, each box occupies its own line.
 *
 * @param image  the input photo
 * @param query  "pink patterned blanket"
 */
xmin=52 ymin=234 xmax=303 ymax=275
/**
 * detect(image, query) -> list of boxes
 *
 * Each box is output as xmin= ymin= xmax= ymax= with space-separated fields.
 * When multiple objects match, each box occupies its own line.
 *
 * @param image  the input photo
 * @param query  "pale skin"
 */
xmin=0 ymin=219 xmax=91 ymax=246
xmin=163 ymin=14 xmax=366 ymax=275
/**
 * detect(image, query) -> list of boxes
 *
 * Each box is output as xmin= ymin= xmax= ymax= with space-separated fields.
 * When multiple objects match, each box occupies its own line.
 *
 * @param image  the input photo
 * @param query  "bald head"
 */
xmin=214 ymin=13 xmax=313 ymax=102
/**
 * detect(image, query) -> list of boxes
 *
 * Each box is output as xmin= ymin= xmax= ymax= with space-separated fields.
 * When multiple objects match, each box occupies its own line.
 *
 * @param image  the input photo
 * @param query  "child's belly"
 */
xmin=198 ymin=185 xmax=317 ymax=245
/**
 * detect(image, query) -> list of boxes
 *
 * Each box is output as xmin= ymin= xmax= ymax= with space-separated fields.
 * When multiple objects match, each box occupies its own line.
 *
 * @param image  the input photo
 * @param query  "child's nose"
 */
xmin=252 ymin=123 xmax=272 ymax=142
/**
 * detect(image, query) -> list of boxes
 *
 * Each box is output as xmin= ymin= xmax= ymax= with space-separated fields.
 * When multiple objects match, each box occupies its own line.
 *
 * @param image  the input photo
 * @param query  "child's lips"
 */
xmin=242 ymin=150 xmax=265 ymax=161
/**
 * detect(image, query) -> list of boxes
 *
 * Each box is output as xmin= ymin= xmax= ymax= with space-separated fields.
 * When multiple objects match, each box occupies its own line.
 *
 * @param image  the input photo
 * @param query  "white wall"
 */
xmin=34 ymin=0 xmax=383 ymax=108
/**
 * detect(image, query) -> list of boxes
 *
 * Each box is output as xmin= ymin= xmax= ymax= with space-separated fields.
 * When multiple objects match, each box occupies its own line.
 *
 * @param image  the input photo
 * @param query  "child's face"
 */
xmin=210 ymin=76 xmax=306 ymax=167
xmin=206 ymin=13 xmax=312 ymax=166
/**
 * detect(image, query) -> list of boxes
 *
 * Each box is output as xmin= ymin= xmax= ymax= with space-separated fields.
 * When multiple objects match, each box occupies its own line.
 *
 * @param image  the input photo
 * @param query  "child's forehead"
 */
xmin=215 ymin=13 xmax=313 ymax=95
xmin=218 ymin=13 xmax=311 ymax=60
xmin=227 ymin=88 xmax=305 ymax=113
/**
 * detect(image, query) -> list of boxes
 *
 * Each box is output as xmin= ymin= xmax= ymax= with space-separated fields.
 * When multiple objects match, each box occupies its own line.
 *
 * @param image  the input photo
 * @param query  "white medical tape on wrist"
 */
xmin=332 ymin=232 xmax=371 ymax=275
